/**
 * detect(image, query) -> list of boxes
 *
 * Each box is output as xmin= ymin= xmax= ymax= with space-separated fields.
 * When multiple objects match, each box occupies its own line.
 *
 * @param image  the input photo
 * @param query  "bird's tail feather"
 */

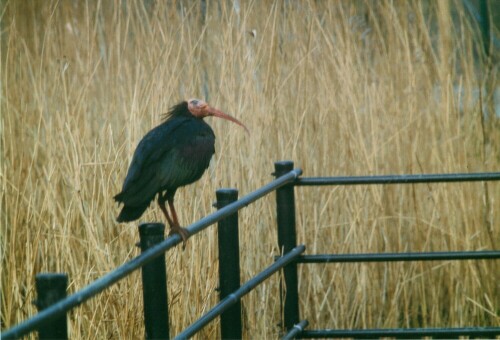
xmin=116 ymin=204 xmax=149 ymax=223
xmin=113 ymin=192 xmax=125 ymax=202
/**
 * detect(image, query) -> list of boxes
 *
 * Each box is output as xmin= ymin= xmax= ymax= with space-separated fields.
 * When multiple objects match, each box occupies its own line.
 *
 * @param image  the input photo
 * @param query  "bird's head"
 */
xmin=187 ymin=99 xmax=249 ymax=134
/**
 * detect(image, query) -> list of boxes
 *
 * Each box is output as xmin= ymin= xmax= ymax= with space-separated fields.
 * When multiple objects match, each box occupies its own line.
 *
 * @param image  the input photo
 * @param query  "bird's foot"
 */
xmin=169 ymin=225 xmax=190 ymax=249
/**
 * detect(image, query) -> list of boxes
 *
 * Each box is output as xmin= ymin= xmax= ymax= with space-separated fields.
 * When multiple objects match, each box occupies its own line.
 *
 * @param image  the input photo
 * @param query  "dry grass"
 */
xmin=1 ymin=0 xmax=499 ymax=338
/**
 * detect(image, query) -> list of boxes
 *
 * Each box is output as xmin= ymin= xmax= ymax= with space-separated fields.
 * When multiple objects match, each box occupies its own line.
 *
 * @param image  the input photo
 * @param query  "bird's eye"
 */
xmin=190 ymin=99 xmax=199 ymax=106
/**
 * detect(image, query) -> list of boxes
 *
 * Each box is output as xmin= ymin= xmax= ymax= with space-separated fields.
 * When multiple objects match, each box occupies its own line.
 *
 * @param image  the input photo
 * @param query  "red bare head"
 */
xmin=187 ymin=99 xmax=249 ymax=134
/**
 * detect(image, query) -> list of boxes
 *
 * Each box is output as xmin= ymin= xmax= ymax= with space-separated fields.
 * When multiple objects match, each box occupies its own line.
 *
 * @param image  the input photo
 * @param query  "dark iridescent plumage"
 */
xmin=114 ymin=102 xmax=215 ymax=222
xmin=114 ymin=99 xmax=247 ymax=245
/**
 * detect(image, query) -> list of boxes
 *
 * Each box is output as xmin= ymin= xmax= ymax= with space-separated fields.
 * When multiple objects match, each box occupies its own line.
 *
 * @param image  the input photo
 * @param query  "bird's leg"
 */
xmin=157 ymin=193 xmax=175 ymax=228
xmin=158 ymin=193 xmax=189 ymax=248
xmin=166 ymin=192 xmax=190 ymax=246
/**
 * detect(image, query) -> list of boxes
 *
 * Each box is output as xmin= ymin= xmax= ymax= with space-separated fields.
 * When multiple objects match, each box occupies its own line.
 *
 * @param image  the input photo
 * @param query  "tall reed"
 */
xmin=2 ymin=1 xmax=499 ymax=338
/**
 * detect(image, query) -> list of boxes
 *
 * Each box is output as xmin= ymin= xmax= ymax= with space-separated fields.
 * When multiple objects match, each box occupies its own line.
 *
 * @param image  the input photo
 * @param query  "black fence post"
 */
xmin=478 ymin=0 xmax=491 ymax=58
xmin=274 ymin=161 xmax=300 ymax=332
xmin=34 ymin=273 xmax=68 ymax=340
xmin=215 ymin=188 xmax=242 ymax=339
xmin=139 ymin=223 xmax=169 ymax=340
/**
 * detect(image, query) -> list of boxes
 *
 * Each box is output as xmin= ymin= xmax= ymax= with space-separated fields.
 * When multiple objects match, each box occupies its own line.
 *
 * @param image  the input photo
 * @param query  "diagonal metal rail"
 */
xmin=2 ymin=168 xmax=303 ymax=340
xmin=282 ymin=320 xmax=309 ymax=340
xmin=175 ymin=245 xmax=306 ymax=339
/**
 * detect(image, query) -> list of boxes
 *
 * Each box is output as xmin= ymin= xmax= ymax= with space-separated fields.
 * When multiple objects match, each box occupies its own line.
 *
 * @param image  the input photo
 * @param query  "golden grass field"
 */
xmin=1 ymin=0 xmax=499 ymax=338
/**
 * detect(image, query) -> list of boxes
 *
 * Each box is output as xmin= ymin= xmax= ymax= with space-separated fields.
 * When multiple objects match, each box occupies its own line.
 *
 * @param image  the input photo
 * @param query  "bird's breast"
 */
xmin=179 ymin=131 xmax=215 ymax=161
xmin=159 ymin=130 xmax=215 ymax=189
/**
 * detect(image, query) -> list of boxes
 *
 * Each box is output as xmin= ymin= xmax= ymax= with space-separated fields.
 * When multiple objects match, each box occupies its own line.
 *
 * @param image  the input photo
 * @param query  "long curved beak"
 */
xmin=206 ymin=106 xmax=250 ymax=134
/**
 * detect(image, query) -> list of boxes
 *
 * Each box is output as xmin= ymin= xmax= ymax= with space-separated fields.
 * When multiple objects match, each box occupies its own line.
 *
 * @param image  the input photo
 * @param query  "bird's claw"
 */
xmin=169 ymin=226 xmax=190 ymax=250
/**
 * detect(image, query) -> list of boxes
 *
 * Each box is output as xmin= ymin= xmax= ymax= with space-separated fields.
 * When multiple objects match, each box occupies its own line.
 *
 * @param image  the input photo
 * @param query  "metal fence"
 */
xmin=3 ymin=161 xmax=500 ymax=339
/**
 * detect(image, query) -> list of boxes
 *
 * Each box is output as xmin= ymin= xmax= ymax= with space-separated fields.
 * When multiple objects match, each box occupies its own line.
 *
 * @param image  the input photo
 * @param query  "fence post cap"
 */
xmin=34 ymin=273 xmax=68 ymax=309
xmin=215 ymin=188 xmax=239 ymax=208
xmin=275 ymin=160 xmax=294 ymax=168
xmin=138 ymin=223 xmax=165 ymax=236
xmin=35 ymin=273 xmax=68 ymax=282
xmin=273 ymin=161 xmax=295 ymax=177
xmin=216 ymin=188 xmax=238 ymax=198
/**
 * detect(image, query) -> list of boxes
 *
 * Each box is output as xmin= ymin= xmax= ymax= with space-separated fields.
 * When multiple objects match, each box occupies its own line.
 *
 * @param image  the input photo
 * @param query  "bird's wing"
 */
xmin=122 ymin=117 xmax=188 ymax=184
xmin=116 ymin=117 xmax=214 ymax=206
xmin=116 ymin=118 xmax=189 ymax=201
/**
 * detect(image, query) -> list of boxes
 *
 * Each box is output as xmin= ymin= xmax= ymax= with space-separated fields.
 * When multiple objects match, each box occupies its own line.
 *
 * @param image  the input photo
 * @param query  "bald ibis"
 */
xmin=114 ymin=99 xmax=248 ymax=245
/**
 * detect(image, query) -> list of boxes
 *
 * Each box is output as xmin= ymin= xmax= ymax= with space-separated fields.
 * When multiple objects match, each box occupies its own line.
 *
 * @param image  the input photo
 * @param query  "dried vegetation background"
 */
xmin=1 ymin=0 xmax=499 ymax=338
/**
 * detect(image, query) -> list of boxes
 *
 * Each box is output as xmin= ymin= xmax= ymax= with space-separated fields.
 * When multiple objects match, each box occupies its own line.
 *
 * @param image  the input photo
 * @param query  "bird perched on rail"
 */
xmin=114 ymin=99 xmax=248 ymax=246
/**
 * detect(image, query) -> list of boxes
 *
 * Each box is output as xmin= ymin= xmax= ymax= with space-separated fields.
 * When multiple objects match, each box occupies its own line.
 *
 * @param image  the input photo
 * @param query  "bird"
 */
xmin=114 ymin=99 xmax=248 ymax=246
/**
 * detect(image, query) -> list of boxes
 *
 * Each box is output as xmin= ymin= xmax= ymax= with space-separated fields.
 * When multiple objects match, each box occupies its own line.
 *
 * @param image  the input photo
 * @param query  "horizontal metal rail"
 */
xmin=175 ymin=245 xmax=306 ymax=340
xmin=297 ymin=250 xmax=500 ymax=263
xmin=2 ymin=168 xmax=303 ymax=340
xmin=300 ymin=326 xmax=500 ymax=338
xmin=295 ymin=172 xmax=500 ymax=186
